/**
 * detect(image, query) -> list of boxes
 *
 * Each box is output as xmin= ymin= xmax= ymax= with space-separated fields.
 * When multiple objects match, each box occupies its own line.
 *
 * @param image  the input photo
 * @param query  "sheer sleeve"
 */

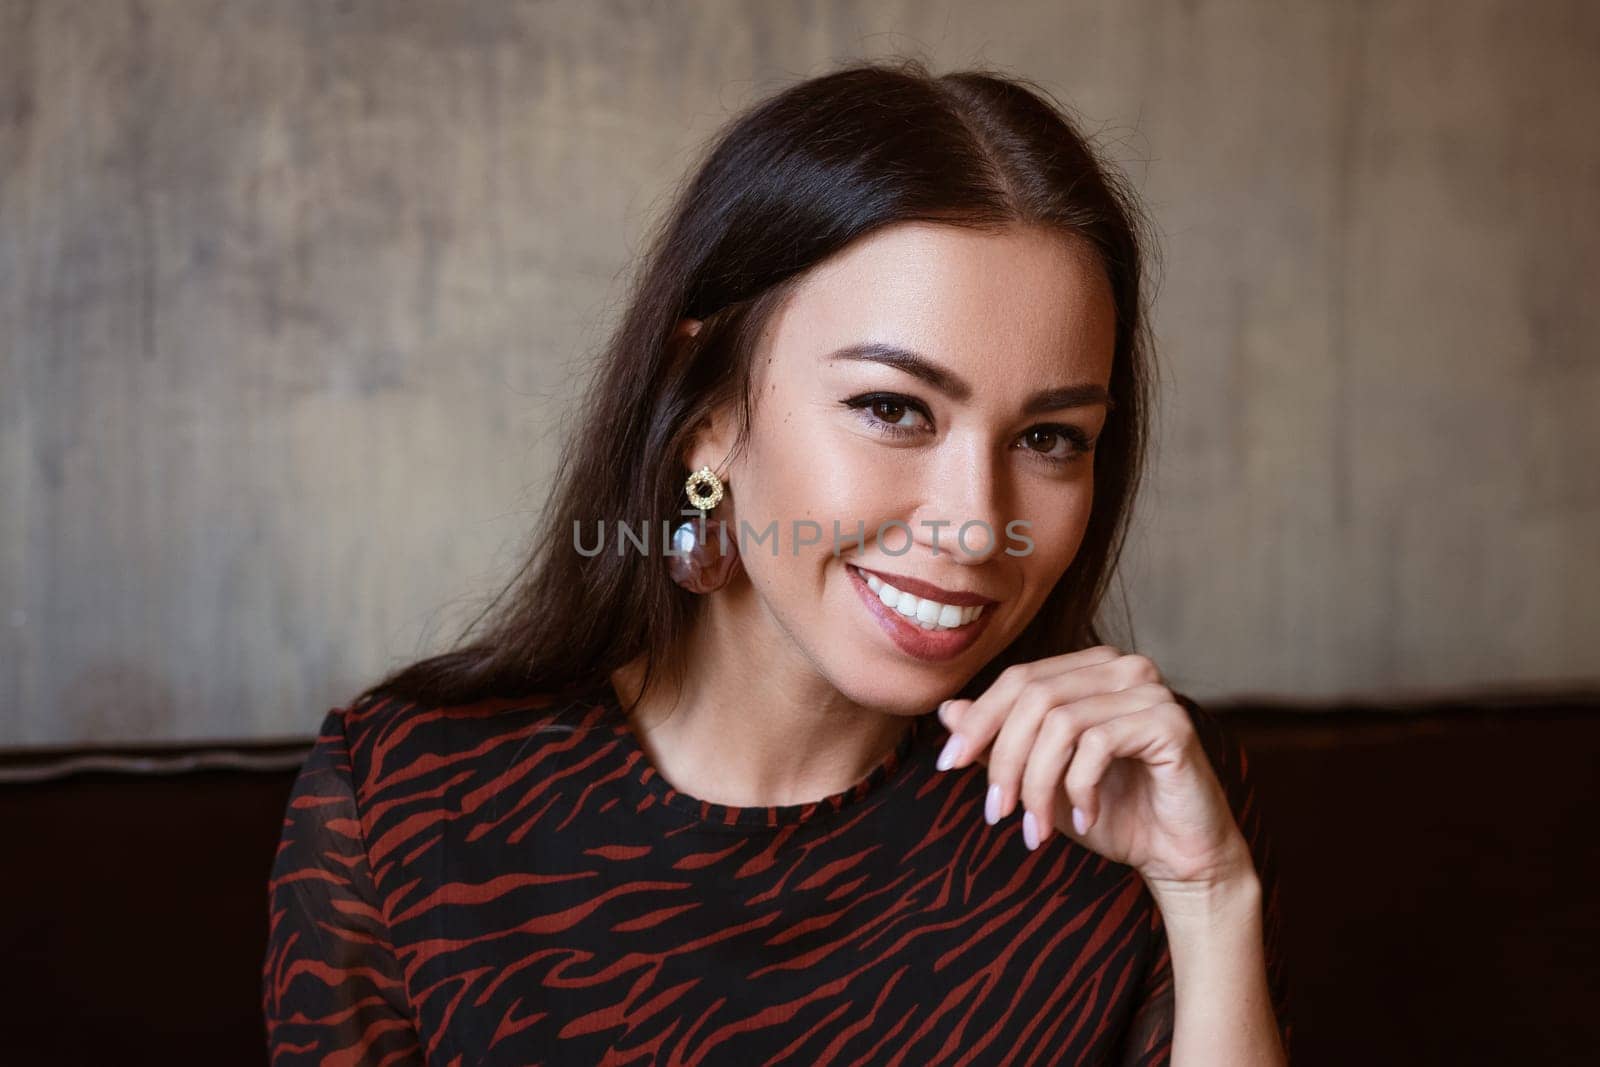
xmin=1114 ymin=695 xmax=1294 ymax=1065
xmin=261 ymin=705 xmax=424 ymax=1065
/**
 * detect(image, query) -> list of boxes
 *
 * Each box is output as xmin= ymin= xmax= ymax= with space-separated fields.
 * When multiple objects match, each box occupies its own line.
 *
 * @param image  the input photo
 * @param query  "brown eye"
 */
xmin=872 ymin=398 xmax=908 ymax=423
xmin=1025 ymin=427 xmax=1060 ymax=453
xmin=1016 ymin=423 xmax=1092 ymax=465
xmin=841 ymin=392 xmax=933 ymax=438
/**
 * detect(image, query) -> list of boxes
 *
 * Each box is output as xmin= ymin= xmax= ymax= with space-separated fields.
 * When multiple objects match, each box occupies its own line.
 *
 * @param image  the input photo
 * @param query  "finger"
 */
xmin=987 ymin=676 xmax=1155 ymax=828
xmin=939 ymin=645 xmax=1123 ymax=772
xmin=953 ymin=648 xmax=1158 ymax=818
xmin=1016 ymin=685 xmax=1162 ymax=844
xmin=981 ymin=688 xmax=1052 ymax=825
xmin=970 ymin=647 xmax=1165 ymax=772
xmin=1061 ymin=698 xmax=1187 ymax=832
xmin=936 ymin=697 xmax=970 ymax=732
xmin=935 ymin=699 xmax=980 ymax=769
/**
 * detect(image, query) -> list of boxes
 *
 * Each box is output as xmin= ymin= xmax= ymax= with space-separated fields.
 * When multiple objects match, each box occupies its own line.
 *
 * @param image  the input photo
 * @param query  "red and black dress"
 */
xmin=262 ymin=680 xmax=1291 ymax=1065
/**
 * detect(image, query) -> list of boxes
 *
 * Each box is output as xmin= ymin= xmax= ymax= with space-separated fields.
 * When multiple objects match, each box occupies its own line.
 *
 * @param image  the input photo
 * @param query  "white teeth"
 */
xmin=856 ymin=568 xmax=986 ymax=631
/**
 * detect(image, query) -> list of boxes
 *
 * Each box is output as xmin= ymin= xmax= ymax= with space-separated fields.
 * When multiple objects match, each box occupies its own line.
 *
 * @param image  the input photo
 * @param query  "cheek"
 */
xmin=1010 ymin=473 xmax=1095 ymax=581
xmin=736 ymin=407 xmax=902 ymax=555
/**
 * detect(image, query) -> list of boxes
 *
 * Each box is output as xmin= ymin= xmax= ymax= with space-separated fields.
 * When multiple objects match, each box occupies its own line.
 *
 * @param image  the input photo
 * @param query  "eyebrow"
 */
xmin=826 ymin=340 xmax=1115 ymax=414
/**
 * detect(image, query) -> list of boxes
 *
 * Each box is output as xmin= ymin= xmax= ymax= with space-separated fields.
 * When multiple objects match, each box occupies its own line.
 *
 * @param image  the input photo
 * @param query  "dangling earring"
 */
xmin=668 ymin=466 xmax=741 ymax=594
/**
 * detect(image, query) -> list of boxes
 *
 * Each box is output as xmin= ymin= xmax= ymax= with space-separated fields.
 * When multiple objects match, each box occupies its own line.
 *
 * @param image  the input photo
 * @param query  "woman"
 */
xmin=263 ymin=58 xmax=1291 ymax=1065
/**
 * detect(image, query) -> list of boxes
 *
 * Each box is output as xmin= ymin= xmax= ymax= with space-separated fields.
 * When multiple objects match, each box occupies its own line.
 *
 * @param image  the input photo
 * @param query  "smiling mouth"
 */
xmin=847 ymin=564 xmax=992 ymax=632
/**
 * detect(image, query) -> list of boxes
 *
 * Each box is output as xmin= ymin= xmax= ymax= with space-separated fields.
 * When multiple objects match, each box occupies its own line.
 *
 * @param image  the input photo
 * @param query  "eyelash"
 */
xmin=840 ymin=392 xmax=1096 ymax=466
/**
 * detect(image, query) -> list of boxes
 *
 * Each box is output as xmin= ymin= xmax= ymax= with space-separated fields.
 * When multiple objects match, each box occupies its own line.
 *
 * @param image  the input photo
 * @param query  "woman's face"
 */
xmin=694 ymin=220 xmax=1118 ymax=715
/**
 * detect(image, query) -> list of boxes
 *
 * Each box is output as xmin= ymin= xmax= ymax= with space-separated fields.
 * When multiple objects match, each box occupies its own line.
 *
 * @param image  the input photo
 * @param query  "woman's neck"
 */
xmin=609 ymin=585 xmax=914 ymax=809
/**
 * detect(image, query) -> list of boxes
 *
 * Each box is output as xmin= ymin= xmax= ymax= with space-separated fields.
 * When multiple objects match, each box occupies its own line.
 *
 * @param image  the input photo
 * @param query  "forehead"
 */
xmin=760 ymin=220 xmax=1117 ymax=386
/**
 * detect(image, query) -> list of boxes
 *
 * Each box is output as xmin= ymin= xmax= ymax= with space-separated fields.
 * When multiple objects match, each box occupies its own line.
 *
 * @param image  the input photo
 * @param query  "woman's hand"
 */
xmin=934 ymin=645 xmax=1255 ymax=903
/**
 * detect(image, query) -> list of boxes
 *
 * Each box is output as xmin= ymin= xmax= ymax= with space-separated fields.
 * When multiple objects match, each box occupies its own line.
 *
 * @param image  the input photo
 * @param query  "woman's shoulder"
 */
xmin=328 ymin=682 xmax=620 ymax=804
xmin=337 ymin=684 xmax=600 ymax=742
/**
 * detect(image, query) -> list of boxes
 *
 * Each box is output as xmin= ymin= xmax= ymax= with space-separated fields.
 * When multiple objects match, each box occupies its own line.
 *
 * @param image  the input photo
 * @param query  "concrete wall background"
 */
xmin=3 ymin=0 xmax=1596 ymax=745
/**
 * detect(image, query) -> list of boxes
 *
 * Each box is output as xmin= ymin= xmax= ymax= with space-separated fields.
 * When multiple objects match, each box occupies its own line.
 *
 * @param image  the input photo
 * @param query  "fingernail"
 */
xmin=985 ymin=782 xmax=1002 ymax=825
xmin=1071 ymin=806 xmax=1089 ymax=835
xmin=937 ymin=700 xmax=952 ymax=723
xmin=936 ymin=733 xmax=965 ymax=771
xmin=1022 ymin=810 xmax=1040 ymax=850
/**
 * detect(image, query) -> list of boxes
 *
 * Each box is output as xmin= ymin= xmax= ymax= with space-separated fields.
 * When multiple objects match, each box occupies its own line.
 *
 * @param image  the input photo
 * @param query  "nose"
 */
xmin=917 ymin=433 xmax=1009 ymax=565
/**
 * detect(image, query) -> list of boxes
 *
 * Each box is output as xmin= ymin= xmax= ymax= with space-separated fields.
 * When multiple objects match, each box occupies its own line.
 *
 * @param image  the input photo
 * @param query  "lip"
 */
xmin=848 ymin=565 xmax=1000 ymax=607
xmin=845 ymin=563 xmax=998 ymax=663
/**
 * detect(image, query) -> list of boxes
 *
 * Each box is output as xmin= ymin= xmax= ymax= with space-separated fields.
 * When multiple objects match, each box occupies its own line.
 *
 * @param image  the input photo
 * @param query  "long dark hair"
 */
xmin=352 ymin=56 xmax=1158 ymax=713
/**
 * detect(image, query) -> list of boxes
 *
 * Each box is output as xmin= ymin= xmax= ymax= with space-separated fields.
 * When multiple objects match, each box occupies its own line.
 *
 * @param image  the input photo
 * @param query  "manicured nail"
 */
xmin=985 ymin=783 xmax=1002 ymax=825
xmin=1072 ymin=806 xmax=1089 ymax=835
xmin=1022 ymin=810 xmax=1040 ymax=850
xmin=936 ymin=733 xmax=965 ymax=771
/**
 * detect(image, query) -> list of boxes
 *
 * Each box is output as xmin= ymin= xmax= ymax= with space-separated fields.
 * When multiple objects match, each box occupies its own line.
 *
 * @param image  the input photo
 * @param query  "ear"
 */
xmin=682 ymin=402 xmax=739 ymax=482
xmin=670 ymin=316 xmax=703 ymax=346
xmin=671 ymin=317 xmax=738 ymax=479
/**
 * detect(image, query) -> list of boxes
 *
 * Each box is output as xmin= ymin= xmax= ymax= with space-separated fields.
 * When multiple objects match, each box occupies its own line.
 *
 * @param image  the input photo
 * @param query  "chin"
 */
xmin=822 ymin=661 xmax=968 ymax=715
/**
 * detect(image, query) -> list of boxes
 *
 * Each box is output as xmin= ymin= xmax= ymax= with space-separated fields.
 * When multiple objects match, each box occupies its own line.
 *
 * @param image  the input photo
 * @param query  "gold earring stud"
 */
xmin=684 ymin=466 xmax=725 ymax=510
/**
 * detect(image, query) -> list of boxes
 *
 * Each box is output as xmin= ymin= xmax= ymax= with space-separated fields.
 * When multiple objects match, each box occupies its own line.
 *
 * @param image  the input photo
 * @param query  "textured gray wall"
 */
xmin=2 ymin=1 xmax=1596 ymax=745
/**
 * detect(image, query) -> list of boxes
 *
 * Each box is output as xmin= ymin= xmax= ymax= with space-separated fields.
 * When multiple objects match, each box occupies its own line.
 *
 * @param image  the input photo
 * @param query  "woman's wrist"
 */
xmin=1151 ymin=865 xmax=1286 ymax=1066
xmin=1144 ymin=832 xmax=1260 ymax=928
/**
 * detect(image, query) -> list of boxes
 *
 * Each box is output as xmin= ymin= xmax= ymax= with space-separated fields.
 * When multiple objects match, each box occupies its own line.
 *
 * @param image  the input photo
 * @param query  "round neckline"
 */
xmin=590 ymin=679 xmax=928 ymax=830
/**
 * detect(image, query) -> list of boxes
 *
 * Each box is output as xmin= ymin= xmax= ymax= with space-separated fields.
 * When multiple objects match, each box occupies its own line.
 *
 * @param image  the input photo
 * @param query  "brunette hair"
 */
xmin=352 ymin=56 xmax=1158 ymax=712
